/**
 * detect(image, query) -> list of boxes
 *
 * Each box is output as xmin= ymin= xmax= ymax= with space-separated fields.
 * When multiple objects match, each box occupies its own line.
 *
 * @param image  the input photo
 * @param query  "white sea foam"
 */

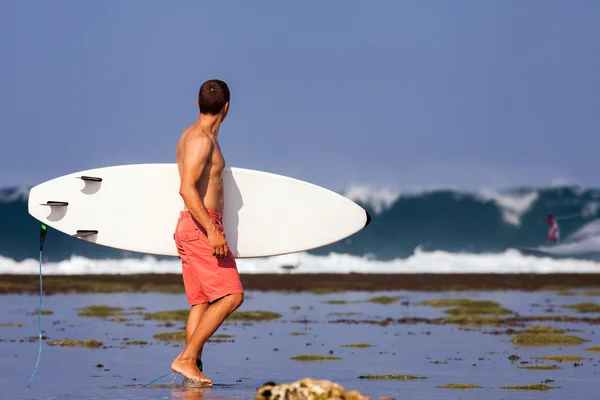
xmin=475 ymin=190 xmax=539 ymax=226
xmin=343 ymin=184 xmax=540 ymax=226
xmin=1 ymin=248 xmax=600 ymax=275
xmin=0 ymin=186 xmax=30 ymax=202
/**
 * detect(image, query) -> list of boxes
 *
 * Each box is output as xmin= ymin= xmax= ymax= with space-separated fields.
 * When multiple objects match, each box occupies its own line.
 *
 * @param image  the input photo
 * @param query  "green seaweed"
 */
xmin=358 ymin=374 xmax=426 ymax=380
xmin=441 ymin=315 xmax=502 ymax=326
xmin=145 ymin=309 xmax=189 ymax=322
xmin=501 ymin=384 xmax=557 ymax=390
xmin=47 ymin=339 xmax=103 ymax=348
xmin=518 ymin=365 xmax=560 ymax=370
xmin=1 ymin=322 xmax=25 ymax=327
xmin=562 ymin=302 xmax=600 ymax=313
xmin=511 ymin=333 xmax=589 ymax=346
xmin=153 ymin=331 xmax=186 ymax=341
xmin=521 ymin=325 xmax=566 ymax=335
xmin=309 ymin=288 xmax=346 ymax=295
xmin=368 ymin=295 xmax=405 ymax=305
xmin=226 ymin=310 xmax=282 ymax=322
xmin=533 ymin=355 xmax=590 ymax=362
xmin=290 ymin=354 xmax=342 ymax=361
xmin=340 ymin=343 xmax=373 ymax=348
xmin=323 ymin=300 xmax=347 ymax=305
xmin=123 ymin=340 xmax=148 ymax=345
xmin=328 ymin=312 xmax=363 ymax=316
xmin=444 ymin=306 xmax=512 ymax=316
xmin=77 ymin=305 xmax=124 ymax=318
xmin=29 ymin=309 xmax=53 ymax=316
xmin=436 ymin=383 xmax=482 ymax=389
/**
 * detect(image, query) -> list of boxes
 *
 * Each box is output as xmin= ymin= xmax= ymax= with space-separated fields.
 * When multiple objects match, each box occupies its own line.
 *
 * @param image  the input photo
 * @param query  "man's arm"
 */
xmin=178 ymin=135 xmax=219 ymax=235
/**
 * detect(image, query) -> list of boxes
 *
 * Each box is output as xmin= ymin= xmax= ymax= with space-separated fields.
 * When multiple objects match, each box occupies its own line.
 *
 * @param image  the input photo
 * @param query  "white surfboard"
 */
xmin=27 ymin=164 xmax=370 ymax=258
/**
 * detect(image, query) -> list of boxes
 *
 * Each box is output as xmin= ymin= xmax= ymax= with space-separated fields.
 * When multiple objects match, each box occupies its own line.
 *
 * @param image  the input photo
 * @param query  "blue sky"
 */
xmin=1 ymin=1 xmax=599 ymax=193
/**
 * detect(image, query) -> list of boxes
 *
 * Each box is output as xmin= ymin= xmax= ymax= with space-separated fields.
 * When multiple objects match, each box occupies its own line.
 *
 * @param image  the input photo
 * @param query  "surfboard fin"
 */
xmin=365 ymin=210 xmax=371 ymax=227
xmin=40 ymin=201 xmax=69 ymax=207
xmin=71 ymin=230 xmax=98 ymax=238
xmin=78 ymin=176 xmax=102 ymax=182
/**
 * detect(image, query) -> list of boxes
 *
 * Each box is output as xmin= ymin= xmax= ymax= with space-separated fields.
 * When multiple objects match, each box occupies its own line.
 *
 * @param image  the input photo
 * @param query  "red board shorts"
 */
xmin=174 ymin=209 xmax=244 ymax=306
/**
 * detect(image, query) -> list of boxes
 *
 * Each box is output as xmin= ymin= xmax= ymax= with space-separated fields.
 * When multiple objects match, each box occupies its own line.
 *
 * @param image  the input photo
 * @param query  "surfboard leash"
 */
xmin=27 ymin=223 xmax=47 ymax=388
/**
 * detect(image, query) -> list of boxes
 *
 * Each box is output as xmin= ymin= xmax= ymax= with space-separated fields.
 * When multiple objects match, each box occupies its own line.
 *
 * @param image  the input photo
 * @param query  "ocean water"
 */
xmin=3 ymin=184 xmax=600 ymax=274
xmin=1 ymin=290 xmax=599 ymax=399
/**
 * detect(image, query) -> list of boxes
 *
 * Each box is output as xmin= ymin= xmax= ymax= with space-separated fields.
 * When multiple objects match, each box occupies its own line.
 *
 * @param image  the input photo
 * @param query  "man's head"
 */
xmin=198 ymin=79 xmax=230 ymax=120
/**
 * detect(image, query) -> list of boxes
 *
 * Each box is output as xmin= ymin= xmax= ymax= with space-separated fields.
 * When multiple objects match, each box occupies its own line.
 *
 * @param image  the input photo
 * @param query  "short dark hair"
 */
xmin=198 ymin=79 xmax=230 ymax=115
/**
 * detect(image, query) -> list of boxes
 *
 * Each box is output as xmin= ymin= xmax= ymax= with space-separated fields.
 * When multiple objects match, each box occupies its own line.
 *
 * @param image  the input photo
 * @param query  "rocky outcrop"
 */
xmin=254 ymin=378 xmax=370 ymax=400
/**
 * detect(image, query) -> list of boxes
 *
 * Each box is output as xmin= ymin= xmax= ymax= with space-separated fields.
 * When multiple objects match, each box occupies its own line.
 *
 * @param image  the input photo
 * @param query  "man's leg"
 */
xmin=171 ymin=293 xmax=244 ymax=384
xmin=186 ymin=303 xmax=209 ymax=365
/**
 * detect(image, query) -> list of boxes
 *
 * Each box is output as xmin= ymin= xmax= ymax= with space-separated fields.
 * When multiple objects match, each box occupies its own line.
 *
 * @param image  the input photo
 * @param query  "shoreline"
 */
xmin=3 ymin=273 xmax=600 ymax=294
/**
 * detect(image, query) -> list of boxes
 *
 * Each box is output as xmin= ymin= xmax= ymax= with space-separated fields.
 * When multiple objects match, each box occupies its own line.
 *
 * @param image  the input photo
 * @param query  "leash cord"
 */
xmin=27 ymin=223 xmax=177 ymax=388
xmin=144 ymin=372 xmax=176 ymax=387
xmin=27 ymin=251 xmax=44 ymax=387
xmin=27 ymin=223 xmax=47 ymax=388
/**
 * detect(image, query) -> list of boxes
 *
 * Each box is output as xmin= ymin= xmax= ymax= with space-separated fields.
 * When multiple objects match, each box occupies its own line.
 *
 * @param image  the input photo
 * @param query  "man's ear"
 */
xmin=222 ymin=102 xmax=230 ymax=120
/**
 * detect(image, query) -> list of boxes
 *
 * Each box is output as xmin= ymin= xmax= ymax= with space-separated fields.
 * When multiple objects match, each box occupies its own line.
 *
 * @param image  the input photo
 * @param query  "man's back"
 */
xmin=176 ymin=123 xmax=226 ymax=215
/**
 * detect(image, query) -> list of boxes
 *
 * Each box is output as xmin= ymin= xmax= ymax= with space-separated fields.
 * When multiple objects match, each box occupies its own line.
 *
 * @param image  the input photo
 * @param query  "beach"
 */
xmin=2 ymin=274 xmax=600 ymax=399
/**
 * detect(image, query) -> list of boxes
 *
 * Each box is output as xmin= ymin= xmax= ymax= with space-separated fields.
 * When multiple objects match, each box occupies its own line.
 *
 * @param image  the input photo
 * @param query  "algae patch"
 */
xmin=328 ymin=312 xmax=363 ymax=317
xmin=1 ymin=322 xmax=25 ymax=327
xmin=340 ymin=343 xmax=373 ymax=348
xmin=323 ymin=300 xmax=347 ymax=305
xmin=584 ymin=345 xmax=600 ymax=352
xmin=368 ymin=295 xmax=405 ymax=305
xmin=212 ymin=334 xmax=233 ymax=339
xmin=226 ymin=310 xmax=282 ymax=322
xmin=441 ymin=315 xmax=501 ymax=326
xmin=533 ymin=355 xmax=590 ymax=362
xmin=501 ymin=384 xmax=557 ymax=390
xmin=123 ymin=340 xmax=148 ymax=346
xmin=521 ymin=325 xmax=566 ymax=335
xmin=145 ymin=309 xmax=189 ymax=322
xmin=358 ymin=374 xmax=426 ymax=380
xmin=511 ymin=333 xmax=589 ymax=346
xmin=290 ymin=354 xmax=341 ymax=361
xmin=153 ymin=331 xmax=186 ymax=342
xmin=518 ymin=365 xmax=560 ymax=370
xmin=562 ymin=302 xmax=600 ymax=313
xmin=47 ymin=339 xmax=103 ymax=348
xmin=77 ymin=305 xmax=124 ymax=318
xmin=436 ymin=383 xmax=482 ymax=389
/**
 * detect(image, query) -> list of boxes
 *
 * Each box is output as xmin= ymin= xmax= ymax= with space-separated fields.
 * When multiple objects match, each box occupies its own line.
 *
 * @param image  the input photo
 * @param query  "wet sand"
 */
xmin=3 ymin=273 xmax=600 ymax=295
xmin=2 ymin=288 xmax=600 ymax=399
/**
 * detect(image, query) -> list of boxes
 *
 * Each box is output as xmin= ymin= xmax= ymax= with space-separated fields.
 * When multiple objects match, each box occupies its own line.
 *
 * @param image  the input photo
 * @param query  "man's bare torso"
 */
xmin=176 ymin=124 xmax=226 ymax=214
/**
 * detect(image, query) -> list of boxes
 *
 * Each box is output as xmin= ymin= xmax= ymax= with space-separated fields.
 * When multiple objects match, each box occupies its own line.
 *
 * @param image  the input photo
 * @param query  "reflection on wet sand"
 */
xmin=171 ymin=387 xmax=212 ymax=400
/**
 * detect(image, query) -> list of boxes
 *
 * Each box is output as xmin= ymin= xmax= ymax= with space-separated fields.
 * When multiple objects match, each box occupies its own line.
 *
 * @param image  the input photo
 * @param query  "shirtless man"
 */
xmin=171 ymin=79 xmax=245 ymax=386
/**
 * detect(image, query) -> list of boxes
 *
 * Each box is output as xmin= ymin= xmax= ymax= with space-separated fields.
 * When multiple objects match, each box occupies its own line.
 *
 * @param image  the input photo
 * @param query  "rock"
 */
xmin=255 ymin=378 xmax=369 ymax=400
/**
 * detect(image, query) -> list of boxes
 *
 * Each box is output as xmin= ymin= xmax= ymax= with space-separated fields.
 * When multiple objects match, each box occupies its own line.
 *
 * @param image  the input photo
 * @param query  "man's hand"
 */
xmin=208 ymin=227 xmax=228 ymax=258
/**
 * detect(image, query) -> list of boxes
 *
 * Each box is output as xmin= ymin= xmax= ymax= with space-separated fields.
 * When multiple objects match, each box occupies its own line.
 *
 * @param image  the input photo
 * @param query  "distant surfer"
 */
xmin=545 ymin=214 xmax=560 ymax=244
xmin=171 ymin=79 xmax=245 ymax=386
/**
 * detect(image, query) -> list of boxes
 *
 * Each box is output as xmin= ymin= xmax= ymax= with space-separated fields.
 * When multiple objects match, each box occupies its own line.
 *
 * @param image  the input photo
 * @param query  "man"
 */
xmin=171 ymin=79 xmax=245 ymax=386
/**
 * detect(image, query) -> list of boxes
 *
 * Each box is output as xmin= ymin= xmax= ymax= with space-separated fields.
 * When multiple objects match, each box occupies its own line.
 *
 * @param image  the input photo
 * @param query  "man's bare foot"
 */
xmin=171 ymin=357 xmax=212 ymax=386
xmin=182 ymin=359 xmax=204 ymax=387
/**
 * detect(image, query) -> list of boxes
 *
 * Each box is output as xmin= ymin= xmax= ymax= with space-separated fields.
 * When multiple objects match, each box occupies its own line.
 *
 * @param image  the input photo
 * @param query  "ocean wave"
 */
xmin=4 ymin=184 xmax=600 ymax=261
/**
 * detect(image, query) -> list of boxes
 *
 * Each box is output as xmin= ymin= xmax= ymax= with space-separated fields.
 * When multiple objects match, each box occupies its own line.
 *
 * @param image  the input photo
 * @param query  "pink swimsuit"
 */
xmin=547 ymin=222 xmax=559 ymax=241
